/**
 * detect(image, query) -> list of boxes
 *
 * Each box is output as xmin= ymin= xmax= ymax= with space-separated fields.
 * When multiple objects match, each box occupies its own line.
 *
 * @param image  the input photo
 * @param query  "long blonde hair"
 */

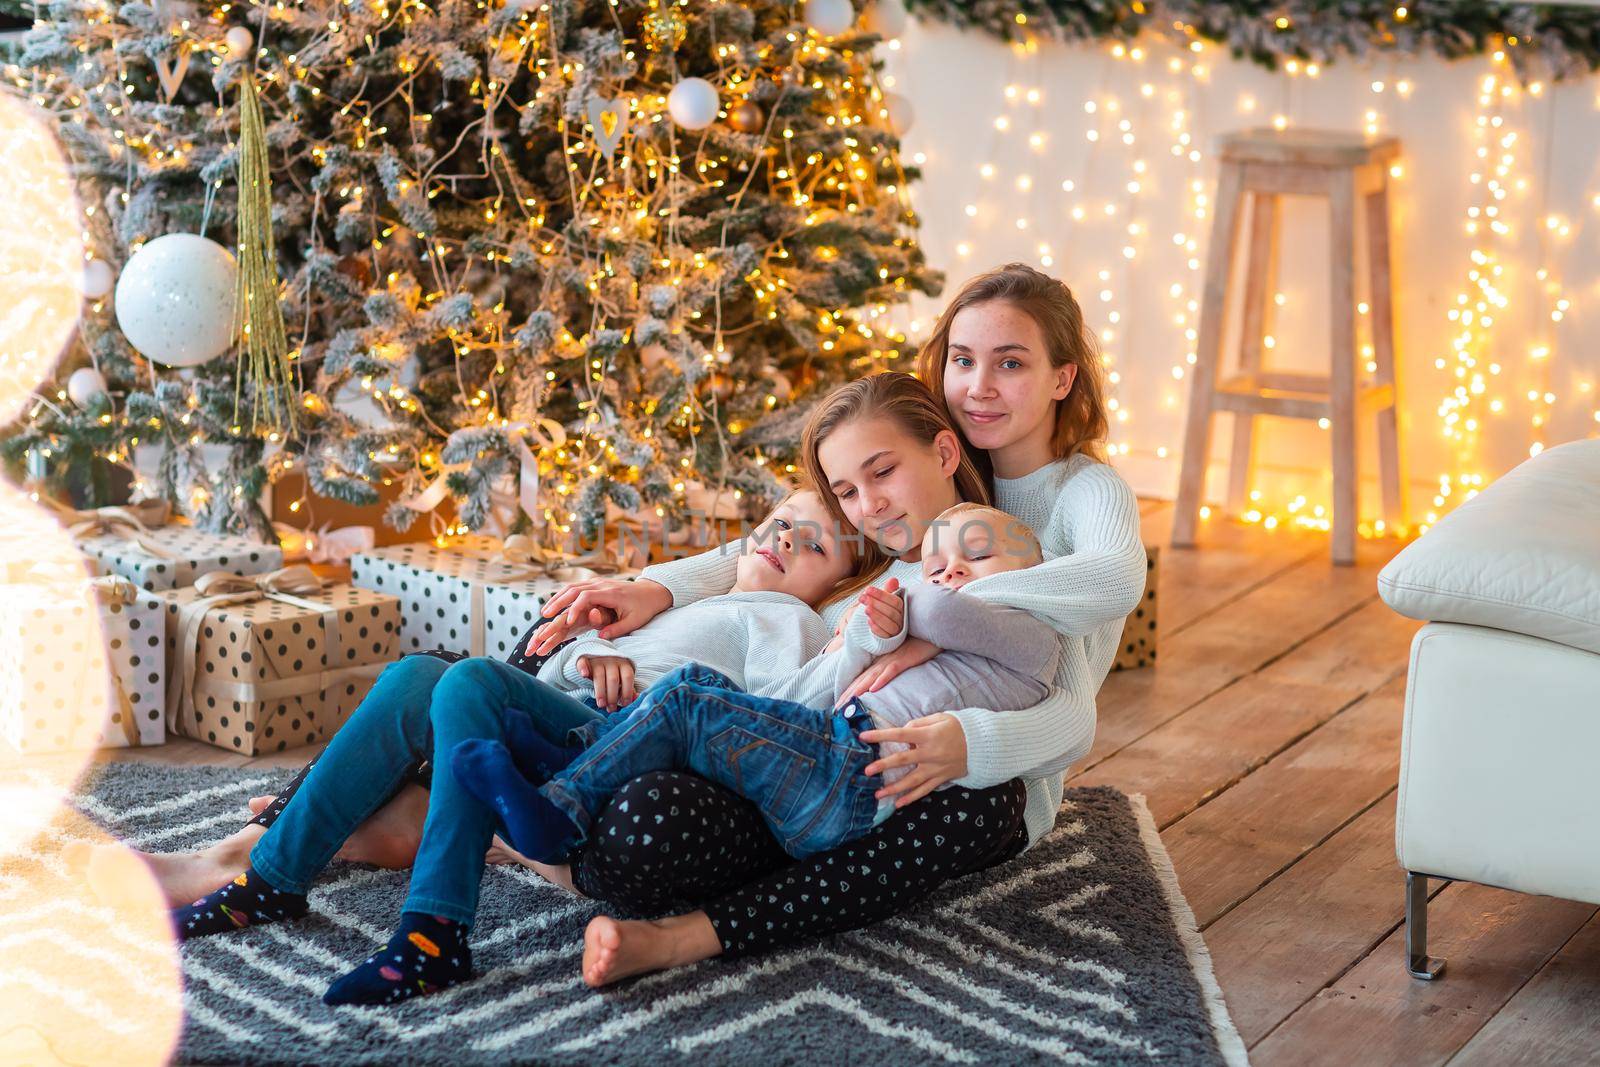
xmin=916 ymin=263 xmax=1110 ymax=486
xmin=799 ymin=372 xmax=988 ymax=604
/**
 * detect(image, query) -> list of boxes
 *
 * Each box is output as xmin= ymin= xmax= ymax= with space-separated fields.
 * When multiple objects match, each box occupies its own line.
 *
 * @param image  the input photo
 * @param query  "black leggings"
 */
xmin=569 ymin=771 xmax=1030 ymax=957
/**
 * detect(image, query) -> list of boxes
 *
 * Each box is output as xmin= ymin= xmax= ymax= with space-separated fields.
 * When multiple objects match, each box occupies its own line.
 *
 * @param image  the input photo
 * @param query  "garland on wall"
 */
xmin=903 ymin=0 xmax=1600 ymax=81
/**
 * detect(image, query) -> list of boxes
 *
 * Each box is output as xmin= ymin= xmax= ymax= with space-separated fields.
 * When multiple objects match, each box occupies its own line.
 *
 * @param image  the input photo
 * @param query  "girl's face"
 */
xmin=942 ymin=300 xmax=1075 ymax=471
xmin=735 ymin=490 xmax=854 ymax=607
xmin=817 ymin=415 xmax=963 ymax=560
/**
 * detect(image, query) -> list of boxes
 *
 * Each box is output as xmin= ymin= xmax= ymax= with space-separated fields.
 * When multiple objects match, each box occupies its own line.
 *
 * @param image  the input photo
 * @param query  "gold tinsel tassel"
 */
xmin=232 ymin=68 xmax=297 ymax=434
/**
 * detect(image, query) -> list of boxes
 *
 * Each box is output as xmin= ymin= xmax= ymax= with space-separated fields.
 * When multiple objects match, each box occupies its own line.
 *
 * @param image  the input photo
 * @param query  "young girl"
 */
xmin=457 ymin=503 xmax=1059 ymax=864
xmin=166 ymin=488 xmax=880 ymax=1007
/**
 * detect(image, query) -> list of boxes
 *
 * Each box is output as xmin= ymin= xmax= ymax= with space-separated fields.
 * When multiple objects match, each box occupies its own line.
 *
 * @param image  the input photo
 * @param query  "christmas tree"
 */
xmin=4 ymin=0 xmax=939 ymax=547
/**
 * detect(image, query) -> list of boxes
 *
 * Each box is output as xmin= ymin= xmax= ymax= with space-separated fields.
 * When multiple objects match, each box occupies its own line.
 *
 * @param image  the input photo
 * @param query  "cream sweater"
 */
xmin=635 ymin=452 xmax=1147 ymax=849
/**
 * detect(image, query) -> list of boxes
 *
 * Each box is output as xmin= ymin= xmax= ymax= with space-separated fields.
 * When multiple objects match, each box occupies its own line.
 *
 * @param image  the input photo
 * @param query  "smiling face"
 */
xmin=943 ymin=300 xmax=1076 ymax=479
xmin=733 ymin=489 xmax=855 ymax=607
xmin=816 ymin=415 xmax=964 ymax=561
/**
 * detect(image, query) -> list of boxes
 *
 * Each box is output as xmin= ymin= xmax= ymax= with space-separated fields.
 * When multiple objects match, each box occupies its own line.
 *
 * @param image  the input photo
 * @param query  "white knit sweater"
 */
xmin=635 ymin=452 xmax=1147 ymax=849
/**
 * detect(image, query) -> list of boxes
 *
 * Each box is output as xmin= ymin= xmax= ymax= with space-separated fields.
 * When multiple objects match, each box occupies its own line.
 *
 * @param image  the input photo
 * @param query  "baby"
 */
xmin=454 ymin=502 xmax=1060 ymax=861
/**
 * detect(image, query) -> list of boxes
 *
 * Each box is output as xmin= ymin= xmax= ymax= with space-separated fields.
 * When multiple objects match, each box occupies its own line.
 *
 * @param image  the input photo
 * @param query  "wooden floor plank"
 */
xmin=1205 ymin=792 xmax=1407 ymax=1045
xmin=1164 ymin=675 xmax=1407 ymax=928
xmin=1449 ymin=911 xmax=1600 ymax=1066
xmin=1087 ymin=540 xmax=1400 ymax=774
xmin=1251 ymin=882 xmax=1596 ymax=1065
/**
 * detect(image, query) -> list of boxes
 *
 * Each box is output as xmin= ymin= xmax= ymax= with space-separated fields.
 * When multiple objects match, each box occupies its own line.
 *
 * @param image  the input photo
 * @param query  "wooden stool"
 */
xmin=1171 ymin=128 xmax=1406 ymax=565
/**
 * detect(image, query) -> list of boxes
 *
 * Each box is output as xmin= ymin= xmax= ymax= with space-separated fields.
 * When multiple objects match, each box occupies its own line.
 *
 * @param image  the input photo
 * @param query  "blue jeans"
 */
xmin=541 ymin=663 xmax=885 ymax=860
xmin=249 ymin=655 xmax=606 ymax=925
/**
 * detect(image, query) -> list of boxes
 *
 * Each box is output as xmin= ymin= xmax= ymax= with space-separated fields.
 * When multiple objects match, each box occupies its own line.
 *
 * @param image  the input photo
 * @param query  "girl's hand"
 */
xmin=858 ymin=577 xmax=903 ymax=639
xmin=832 ymin=601 xmax=859 ymax=637
xmin=835 ymin=637 xmax=940 ymax=707
xmin=579 ymin=655 xmax=637 ymax=712
xmin=527 ymin=578 xmax=673 ymax=656
xmin=858 ymin=713 xmax=969 ymax=809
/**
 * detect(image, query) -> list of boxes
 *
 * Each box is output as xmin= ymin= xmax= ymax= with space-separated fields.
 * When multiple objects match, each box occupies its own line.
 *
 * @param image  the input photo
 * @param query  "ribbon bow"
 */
xmin=193 ymin=564 xmax=326 ymax=600
xmin=498 ymin=533 xmax=624 ymax=581
xmin=88 ymin=573 xmax=142 ymax=606
xmin=47 ymin=498 xmax=177 ymax=559
xmin=273 ymin=522 xmax=376 ymax=566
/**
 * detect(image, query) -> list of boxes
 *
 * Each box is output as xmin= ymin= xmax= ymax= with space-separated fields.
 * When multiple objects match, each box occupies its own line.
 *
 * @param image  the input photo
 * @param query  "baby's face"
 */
xmin=736 ymin=490 xmax=854 ymax=606
xmin=921 ymin=513 xmax=1034 ymax=591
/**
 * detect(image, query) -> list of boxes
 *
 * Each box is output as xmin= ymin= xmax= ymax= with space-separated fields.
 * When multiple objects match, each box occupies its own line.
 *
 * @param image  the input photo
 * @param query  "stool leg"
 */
xmin=1367 ymin=179 xmax=1406 ymax=531
xmin=1173 ymin=161 xmax=1245 ymax=548
xmin=1228 ymin=192 xmax=1279 ymax=516
xmin=1328 ymin=171 xmax=1359 ymax=565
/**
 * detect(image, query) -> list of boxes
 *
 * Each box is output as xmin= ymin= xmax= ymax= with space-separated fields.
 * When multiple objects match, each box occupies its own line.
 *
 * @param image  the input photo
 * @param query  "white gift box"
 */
xmin=78 ymin=523 xmax=284 ymax=592
xmin=0 ymin=576 xmax=166 ymax=752
xmin=481 ymin=578 xmax=571 ymax=659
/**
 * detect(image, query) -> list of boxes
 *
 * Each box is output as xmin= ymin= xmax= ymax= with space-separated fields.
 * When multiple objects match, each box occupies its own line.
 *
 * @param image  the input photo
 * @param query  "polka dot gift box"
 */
xmin=1110 ymin=544 xmax=1160 ymax=673
xmin=0 ymin=575 xmax=166 ymax=752
xmin=74 ymin=514 xmax=284 ymax=592
xmin=158 ymin=566 xmax=400 ymax=755
xmin=351 ymin=536 xmax=627 ymax=658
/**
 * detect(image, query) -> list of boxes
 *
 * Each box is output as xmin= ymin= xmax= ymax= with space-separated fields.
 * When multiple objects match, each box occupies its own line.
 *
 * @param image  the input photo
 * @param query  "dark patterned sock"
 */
xmin=323 ymin=912 xmax=472 ymax=1006
xmin=172 ymin=866 xmax=308 ymax=941
xmin=451 ymin=738 xmax=581 ymax=861
xmin=501 ymin=707 xmax=584 ymax=781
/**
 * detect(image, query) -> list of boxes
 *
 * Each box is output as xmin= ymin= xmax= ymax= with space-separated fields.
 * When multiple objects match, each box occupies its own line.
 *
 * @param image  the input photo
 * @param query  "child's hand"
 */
xmin=858 ymin=577 xmax=904 ymax=638
xmin=578 ymin=655 xmax=637 ymax=712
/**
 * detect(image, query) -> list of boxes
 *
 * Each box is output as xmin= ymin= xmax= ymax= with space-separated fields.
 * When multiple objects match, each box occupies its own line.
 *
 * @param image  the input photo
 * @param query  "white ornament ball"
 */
xmin=862 ymin=0 xmax=907 ymax=38
xmin=667 ymin=77 xmax=720 ymax=131
xmin=114 ymin=233 xmax=238 ymax=368
xmin=67 ymin=366 xmax=108 ymax=408
xmin=805 ymin=0 xmax=855 ymax=37
xmin=224 ymin=26 xmax=254 ymax=55
xmin=883 ymin=91 xmax=915 ymax=136
xmin=81 ymin=259 xmax=114 ymax=300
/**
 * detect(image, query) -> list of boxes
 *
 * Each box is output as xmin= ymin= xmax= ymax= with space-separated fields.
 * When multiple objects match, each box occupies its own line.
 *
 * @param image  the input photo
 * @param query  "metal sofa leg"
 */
xmin=1406 ymin=872 xmax=1446 ymax=980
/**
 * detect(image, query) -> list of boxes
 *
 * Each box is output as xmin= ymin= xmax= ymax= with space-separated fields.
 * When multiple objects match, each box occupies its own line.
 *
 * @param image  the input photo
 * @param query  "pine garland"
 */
xmin=901 ymin=0 xmax=1600 ymax=81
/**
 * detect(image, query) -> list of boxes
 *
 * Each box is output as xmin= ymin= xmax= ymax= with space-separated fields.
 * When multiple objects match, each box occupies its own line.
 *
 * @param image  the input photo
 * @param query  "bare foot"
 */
xmin=65 ymin=824 xmax=266 ymax=908
xmin=581 ymin=912 xmax=720 ymax=988
xmin=485 ymin=836 xmax=521 ymax=866
xmin=247 ymin=795 xmax=274 ymax=817
xmin=331 ymin=782 xmax=429 ymax=869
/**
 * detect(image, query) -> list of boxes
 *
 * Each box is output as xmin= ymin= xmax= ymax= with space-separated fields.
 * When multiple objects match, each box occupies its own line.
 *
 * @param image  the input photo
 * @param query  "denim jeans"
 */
xmin=542 ymin=663 xmax=884 ymax=860
xmin=249 ymin=655 xmax=606 ymax=925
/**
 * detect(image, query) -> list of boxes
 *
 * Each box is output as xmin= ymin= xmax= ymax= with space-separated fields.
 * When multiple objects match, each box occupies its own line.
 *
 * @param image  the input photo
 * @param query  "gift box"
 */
xmin=0 ymin=575 xmax=165 ymax=752
xmin=351 ymin=535 xmax=627 ymax=657
xmin=1111 ymin=544 xmax=1160 ymax=672
xmin=160 ymin=567 xmax=401 ymax=754
xmin=66 ymin=502 xmax=284 ymax=592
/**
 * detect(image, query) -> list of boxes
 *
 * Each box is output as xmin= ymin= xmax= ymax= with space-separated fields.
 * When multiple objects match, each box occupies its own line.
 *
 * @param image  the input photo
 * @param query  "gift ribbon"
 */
xmin=273 ymin=521 xmax=376 ymax=565
xmin=165 ymin=565 xmax=381 ymax=736
xmin=397 ymin=418 xmax=567 ymax=532
xmin=88 ymin=573 xmax=150 ymax=746
xmin=47 ymin=499 xmax=179 ymax=560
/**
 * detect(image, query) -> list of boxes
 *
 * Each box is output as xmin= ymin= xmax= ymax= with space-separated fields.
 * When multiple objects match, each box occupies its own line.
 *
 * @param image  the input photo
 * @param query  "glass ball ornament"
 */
xmin=805 ymin=0 xmax=855 ymax=37
xmin=113 ymin=233 xmax=238 ymax=368
xmin=667 ymin=77 xmax=719 ymax=131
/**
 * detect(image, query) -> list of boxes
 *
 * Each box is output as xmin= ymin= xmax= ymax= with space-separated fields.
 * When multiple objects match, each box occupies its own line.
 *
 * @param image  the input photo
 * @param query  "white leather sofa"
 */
xmin=1377 ymin=438 xmax=1600 ymax=980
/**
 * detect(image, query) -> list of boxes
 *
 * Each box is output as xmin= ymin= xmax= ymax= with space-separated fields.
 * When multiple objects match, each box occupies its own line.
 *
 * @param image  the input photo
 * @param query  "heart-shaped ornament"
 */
xmin=588 ymin=96 xmax=630 ymax=158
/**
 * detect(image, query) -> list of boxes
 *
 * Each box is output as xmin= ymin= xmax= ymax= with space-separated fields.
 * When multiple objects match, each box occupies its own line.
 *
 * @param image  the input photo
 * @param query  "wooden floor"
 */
xmin=91 ymin=499 xmax=1599 ymax=1064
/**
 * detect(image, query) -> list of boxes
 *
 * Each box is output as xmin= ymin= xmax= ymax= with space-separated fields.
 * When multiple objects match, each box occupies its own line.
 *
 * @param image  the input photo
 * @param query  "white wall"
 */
xmin=879 ymin=21 xmax=1600 ymax=525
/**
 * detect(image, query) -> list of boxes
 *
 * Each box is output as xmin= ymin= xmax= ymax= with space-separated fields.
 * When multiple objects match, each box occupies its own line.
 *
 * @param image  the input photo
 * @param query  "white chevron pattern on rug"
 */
xmin=1 ymin=763 xmax=1248 ymax=1066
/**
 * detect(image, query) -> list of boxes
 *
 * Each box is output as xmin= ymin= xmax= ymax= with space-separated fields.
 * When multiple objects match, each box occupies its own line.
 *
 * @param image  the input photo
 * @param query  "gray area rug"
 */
xmin=18 ymin=762 xmax=1247 ymax=1065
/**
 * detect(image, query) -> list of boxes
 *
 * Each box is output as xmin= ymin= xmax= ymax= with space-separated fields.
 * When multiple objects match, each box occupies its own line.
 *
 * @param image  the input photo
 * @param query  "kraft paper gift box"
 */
xmin=1111 ymin=544 xmax=1160 ymax=672
xmin=64 ymin=501 xmax=284 ymax=592
xmin=352 ymin=535 xmax=627 ymax=657
xmin=0 ymin=574 xmax=166 ymax=752
xmin=160 ymin=567 xmax=400 ymax=755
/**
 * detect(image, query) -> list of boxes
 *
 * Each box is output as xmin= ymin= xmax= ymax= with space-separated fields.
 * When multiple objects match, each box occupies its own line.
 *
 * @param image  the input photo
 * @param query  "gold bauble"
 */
xmin=642 ymin=8 xmax=688 ymax=52
xmin=728 ymin=100 xmax=764 ymax=134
